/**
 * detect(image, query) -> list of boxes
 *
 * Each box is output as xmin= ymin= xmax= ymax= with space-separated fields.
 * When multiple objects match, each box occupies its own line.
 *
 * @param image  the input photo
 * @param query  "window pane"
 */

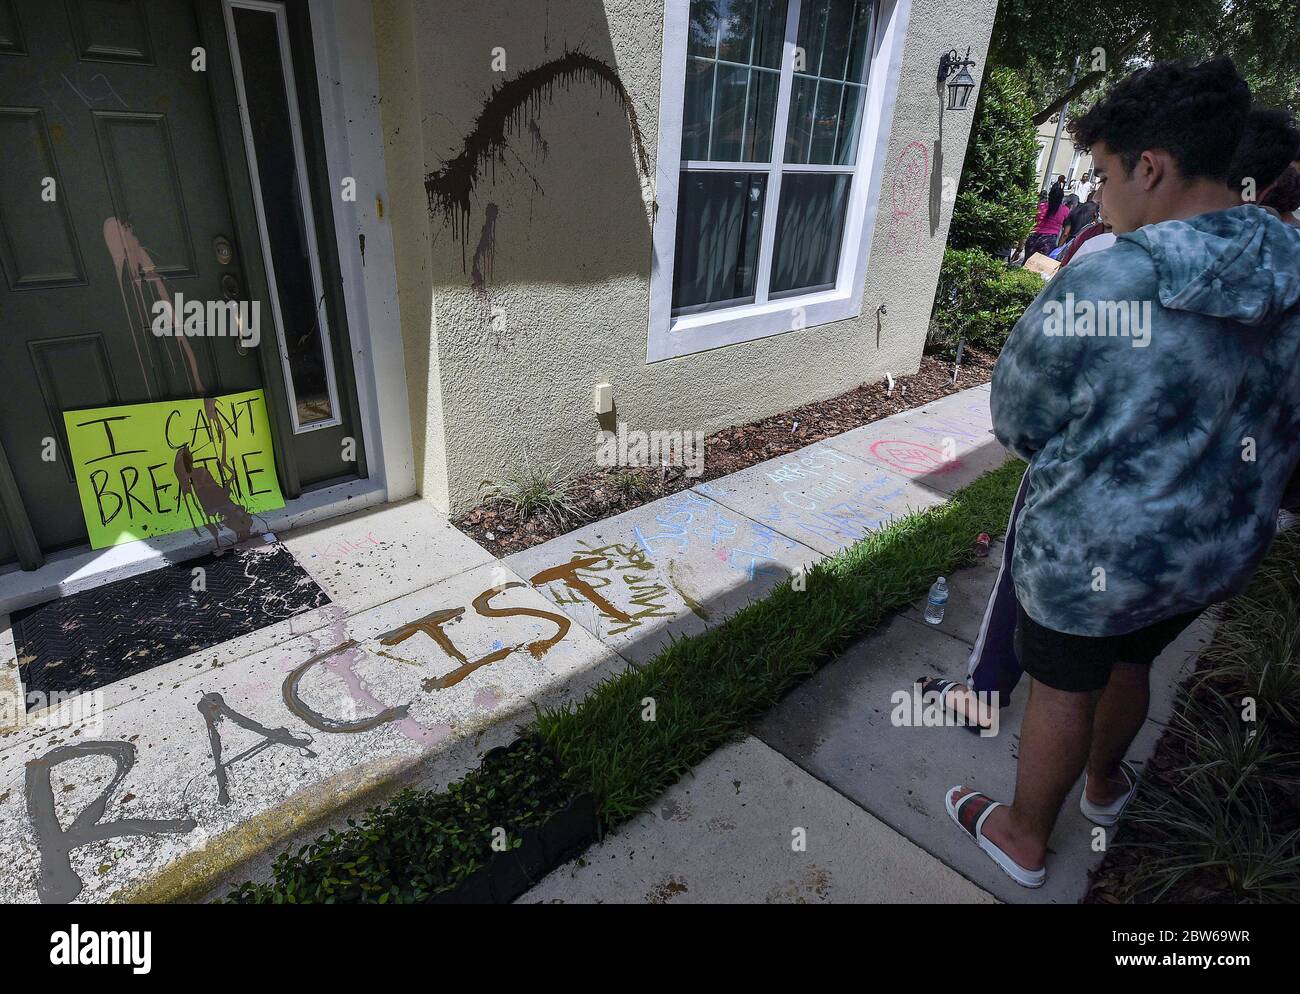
xmin=795 ymin=0 xmax=831 ymax=75
xmin=845 ymin=1 xmax=873 ymax=82
xmin=717 ymin=0 xmax=787 ymax=69
xmin=682 ymin=58 xmax=716 ymax=159
xmin=672 ymin=171 xmax=768 ymax=310
xmin=712 ymin=66 xmax=780 ymax=161
xmin=795 ymin=0 xmax=871 ymax=81
xmin=688 ymin=0 xmax=718 ymax=57
xmin=836 ymin=83 xmax=866 ymax=165
xmin=710 ymin=63 xmax=749 ymax=160
xmin=784 ymin=74 xmax=816 ymax=163
xmin=809 ymin=81 xmax=843 ymax=163
xmin=682 ymin=0 xmax=787 ymax=163
xmin=232 ymin=5 xmax=335 ymax=427
xmin=770 ymin=172 xmax=851 ymax=295
xmin=819 ymin=0 xmax=854 ymax=80
xmin=785 ymin=0 xmax=871 ymax=165
xmin=745 ymin=68 xmax=780 ymax=160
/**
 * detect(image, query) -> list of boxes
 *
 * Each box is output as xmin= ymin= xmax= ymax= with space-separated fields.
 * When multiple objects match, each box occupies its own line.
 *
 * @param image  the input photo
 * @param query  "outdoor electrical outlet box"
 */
xmin=593 ymin=382 xmax=613 ymax=415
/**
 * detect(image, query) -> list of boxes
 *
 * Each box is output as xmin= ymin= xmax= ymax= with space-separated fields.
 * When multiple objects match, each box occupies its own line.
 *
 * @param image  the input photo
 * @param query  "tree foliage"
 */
xmin=948 ymin=68 xmax=1040 ymax=253
xmin=989 ymin=0 xmax=1299 ymax=123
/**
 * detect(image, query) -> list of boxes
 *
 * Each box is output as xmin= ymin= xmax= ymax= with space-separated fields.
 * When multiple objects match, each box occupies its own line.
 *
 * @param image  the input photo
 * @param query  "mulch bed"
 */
xmin=454 ymin=346 xmax=997 ymax=556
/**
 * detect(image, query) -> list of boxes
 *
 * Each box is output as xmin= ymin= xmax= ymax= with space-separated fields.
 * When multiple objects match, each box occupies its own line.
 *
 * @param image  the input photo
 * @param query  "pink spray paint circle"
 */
xmin=870 ymin=439 xmax=956 ymax=475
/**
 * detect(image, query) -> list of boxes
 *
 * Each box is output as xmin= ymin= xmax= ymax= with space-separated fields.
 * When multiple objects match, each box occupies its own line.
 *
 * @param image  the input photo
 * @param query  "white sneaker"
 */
xmin=1279 ymin=509 xmax=1298 ymax=532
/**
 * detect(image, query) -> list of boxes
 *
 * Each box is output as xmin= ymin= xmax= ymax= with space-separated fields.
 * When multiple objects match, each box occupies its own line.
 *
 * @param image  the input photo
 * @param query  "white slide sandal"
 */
xmin=1080 ymin=760 xmax=1138 ymax=827
xmin=946 ymin=786 xmax=1046 ymax=889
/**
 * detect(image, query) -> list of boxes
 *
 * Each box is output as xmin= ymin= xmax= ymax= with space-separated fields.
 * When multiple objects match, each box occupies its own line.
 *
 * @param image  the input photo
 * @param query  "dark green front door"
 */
xmin=0 ymin=0 xmax=362 ymax=569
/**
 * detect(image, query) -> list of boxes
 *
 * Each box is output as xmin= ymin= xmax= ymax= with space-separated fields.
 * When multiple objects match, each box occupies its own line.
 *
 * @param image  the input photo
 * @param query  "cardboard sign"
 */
xmin=1023 ymin=252 xmax=1060 ymax=279
xmin=63 ymin=390 xmax=285 ymax=549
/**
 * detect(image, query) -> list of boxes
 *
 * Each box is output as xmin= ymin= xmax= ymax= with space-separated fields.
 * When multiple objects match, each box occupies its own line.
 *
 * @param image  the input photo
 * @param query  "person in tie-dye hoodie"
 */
xmin=945 ymin=58 xmax=1300 ymax=889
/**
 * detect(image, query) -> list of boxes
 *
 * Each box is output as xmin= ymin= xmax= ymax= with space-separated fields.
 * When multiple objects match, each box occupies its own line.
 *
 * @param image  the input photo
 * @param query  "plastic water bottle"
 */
xmin=925 ymin=577 xmax=949 ymax=625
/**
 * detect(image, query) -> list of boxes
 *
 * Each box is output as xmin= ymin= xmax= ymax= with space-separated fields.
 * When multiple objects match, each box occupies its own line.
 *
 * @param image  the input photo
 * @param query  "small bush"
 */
xmin=927 ymin=247 xmax=1045 ymax=358
xmin=481 ymin=456 xmax=584 ymax=529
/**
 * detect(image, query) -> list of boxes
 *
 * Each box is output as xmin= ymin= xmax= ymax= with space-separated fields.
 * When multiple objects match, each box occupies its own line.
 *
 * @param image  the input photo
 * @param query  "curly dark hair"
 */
xmin=1069 ymin=57 xmax=1251 ymax=181
xmin=1229 ymin=108 xmax=1300 ymax=197
xmin=1261 ymin=165 xmax=1300 ymax=214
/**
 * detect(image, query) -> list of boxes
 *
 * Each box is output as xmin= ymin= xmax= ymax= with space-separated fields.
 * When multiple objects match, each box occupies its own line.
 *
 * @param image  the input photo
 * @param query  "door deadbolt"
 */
xmin=213 ymin=235 xmax=234 ymax=266
xmin=221 ymin=273 xmax=241 ymax=300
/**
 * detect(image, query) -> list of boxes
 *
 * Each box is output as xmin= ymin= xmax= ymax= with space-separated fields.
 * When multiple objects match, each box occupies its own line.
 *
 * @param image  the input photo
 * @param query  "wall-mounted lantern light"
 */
xmin=938 ymin=47 xmax=977 ymax=111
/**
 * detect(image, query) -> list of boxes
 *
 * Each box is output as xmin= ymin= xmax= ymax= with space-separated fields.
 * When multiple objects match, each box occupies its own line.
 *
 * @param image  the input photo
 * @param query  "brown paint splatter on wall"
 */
xmin=471 ymin=202 xmax=499 ymax=293
xmin=528 ymin=118 xmax=550 ymax=160
xmin=424 ymin=49 xmax=650 ymax=273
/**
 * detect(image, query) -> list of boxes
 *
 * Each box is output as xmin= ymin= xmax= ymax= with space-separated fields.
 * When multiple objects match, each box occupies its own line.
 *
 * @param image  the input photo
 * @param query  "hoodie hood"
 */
xmin=1121 ymin=205 xmax=1300 ymax=326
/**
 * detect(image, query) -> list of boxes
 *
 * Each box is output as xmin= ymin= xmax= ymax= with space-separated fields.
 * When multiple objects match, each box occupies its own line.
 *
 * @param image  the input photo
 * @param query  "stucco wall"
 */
xmin=374 ymin=0 xmax=998 ymax=513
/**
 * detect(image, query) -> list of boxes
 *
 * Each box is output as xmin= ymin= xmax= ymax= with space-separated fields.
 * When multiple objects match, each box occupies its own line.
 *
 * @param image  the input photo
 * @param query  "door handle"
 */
xmin=219 ymin=273 xmax=251 ymax=355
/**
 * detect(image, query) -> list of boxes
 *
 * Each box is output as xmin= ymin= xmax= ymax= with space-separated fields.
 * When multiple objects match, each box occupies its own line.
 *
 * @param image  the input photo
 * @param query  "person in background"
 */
xmin=1016 ymin=183 xmax=1071 ymax=261
xmin=1229 ymin=107 xmax=1300 ymax=227
xmin=946 ymin=57 xmax=1300 ymax=888
xmin=1261 ymin=161 xmax=1300 ymax=226
xmin=1075 ymin=170 xmax=1095 ymax=202
xmin=1057 ymin=183 xmax=1116 ymax=267
xmin=1057 ymin=187 xmax=1100 ymax=247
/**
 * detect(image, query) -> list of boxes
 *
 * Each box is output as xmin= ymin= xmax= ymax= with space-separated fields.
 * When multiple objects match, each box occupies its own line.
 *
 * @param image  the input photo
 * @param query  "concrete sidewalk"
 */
xmin=525 ymin=520 xmax=1213 ymax=906
xmin=0 ymin=384 xmax=1016 ymax=904
xmin=520 ymin=380 xmax=1215 ymax=904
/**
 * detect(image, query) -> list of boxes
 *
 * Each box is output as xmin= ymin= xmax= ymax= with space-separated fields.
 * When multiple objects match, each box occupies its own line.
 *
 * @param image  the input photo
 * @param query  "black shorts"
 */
xmin=1014 ymin=603 xmax=1203 ymax=693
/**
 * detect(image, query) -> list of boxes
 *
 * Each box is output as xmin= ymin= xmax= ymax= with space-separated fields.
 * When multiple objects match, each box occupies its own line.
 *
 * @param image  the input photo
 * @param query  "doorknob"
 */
xmin=213 ymin=235 xmax=234 ymax=266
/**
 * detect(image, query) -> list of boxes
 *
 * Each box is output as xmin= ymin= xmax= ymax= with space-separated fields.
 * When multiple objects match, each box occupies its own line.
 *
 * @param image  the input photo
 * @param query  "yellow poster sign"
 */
xmin=63 ymin=390 xmax=285 ymax=549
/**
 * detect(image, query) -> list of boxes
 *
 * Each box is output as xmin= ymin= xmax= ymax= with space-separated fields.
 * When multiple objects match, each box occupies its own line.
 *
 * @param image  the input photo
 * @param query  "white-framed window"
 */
xmin=648 ymin=0 xmax=912 ymax=362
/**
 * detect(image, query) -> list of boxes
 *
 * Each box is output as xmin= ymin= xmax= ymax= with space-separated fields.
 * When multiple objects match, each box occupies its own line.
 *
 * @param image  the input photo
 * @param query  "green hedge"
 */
xmin=224 ymin=736 xmax=575 ymax=904
xmin=947 ymin=68 xmax=1040 ymax=254
xmin=927 ymin=247 xmax=1045 ymax=359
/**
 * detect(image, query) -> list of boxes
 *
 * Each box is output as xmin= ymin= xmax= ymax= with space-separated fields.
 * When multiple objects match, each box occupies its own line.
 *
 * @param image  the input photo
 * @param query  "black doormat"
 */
xmin=14 ymin=543 xmax=330 ymax=709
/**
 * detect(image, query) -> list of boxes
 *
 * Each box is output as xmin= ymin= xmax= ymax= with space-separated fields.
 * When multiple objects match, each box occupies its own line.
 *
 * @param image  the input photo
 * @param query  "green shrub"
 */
xmin=482 ymin=455 xmax=585 ymax=529
xmin=949 ymin=68 xmax=1040 ymax=254
xmin=224 ymin=736 xmax=576 ymax=904
xmin=927 ymin=247 xmax=1045 ymax=358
